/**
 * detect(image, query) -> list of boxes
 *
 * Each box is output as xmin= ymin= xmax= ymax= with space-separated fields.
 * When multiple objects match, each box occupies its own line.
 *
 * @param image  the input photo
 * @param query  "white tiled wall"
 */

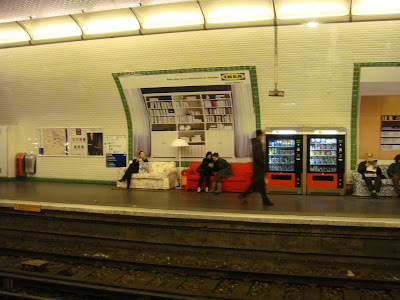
xmin=0 ymin=20 xmax=399 ymax=181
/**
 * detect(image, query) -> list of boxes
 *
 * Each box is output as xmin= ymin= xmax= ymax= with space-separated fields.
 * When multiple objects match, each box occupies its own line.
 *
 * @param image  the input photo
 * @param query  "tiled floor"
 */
xmin=1 ymin=181 xmax=400 ymax=220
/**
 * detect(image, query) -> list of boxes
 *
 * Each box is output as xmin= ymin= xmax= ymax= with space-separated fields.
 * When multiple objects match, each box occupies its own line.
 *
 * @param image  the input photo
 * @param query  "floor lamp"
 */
xmin=171 ymin=138 xmax=189 ymax=188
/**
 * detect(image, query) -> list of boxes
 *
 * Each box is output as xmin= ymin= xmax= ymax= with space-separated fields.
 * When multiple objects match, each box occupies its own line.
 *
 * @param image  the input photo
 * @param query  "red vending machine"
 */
xmin=265 ymin=128 xmax=303 ymax=194
xmin=306 ymin=128 xmax=346 ymax=195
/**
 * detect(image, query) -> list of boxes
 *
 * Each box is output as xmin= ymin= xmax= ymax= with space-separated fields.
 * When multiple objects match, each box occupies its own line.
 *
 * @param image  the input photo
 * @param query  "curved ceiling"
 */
xmin=1 ymin=0 xmax=400 ymax=24
xmin=0 ymin=0 xmax=399 ymax=48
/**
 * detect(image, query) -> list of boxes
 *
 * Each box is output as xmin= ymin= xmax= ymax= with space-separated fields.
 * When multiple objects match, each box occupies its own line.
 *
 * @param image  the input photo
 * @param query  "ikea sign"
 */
xmin=221 ymin=73 xmax=246 ymax=81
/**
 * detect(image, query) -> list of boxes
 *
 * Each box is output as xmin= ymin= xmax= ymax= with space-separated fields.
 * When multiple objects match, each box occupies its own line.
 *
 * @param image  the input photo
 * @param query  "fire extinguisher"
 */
xmin=16 ymin=153 xmax=26 ymax=177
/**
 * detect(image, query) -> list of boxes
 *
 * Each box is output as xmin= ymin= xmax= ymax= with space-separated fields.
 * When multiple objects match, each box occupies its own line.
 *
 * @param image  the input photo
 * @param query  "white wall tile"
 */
xmin=0 ymin=20 xmax=399 ymax=181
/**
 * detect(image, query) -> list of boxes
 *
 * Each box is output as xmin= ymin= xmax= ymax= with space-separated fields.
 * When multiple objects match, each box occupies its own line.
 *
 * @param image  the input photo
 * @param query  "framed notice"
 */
xmin=105 ymin=135 xmax=127 ymax=154
xmin=105 ymin=135 xmax=127 ymax=167
xmin=69 ymin=128 xmax=103 ymax=156
xmin=39 ymin=128 xmax=68 ymax=156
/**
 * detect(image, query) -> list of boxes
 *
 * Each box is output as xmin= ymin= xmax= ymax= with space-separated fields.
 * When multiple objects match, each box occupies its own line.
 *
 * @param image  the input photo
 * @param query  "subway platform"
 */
xmin=0 ymin=180 xmax=400 ymax=228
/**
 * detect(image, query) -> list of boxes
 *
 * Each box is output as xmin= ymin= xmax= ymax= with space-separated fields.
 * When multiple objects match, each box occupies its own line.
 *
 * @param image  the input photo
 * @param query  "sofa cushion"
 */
xmin=131 ymin=173 xmax=165 ymax=180
xmin=221 ymin=175 xmax=246 ymax=182
xmin=187 ymin=174 xmax=246 ymax=182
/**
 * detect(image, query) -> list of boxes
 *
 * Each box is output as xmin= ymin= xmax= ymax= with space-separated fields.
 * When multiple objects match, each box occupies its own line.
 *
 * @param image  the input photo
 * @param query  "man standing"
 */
xmin=240 ymin=130 xmax=274 ymax=206
xmin=358 ymin=152 xmax=383 ymax=198
xmin=387 ymin=154 xmax=400 ymax=197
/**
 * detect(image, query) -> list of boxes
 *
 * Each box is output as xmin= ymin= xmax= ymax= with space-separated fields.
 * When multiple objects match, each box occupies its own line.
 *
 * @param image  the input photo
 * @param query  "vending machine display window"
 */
xmin=268 ymin=139 xmax=296 ymax=172
xmin=309 ymin=138 xmax=337 ymax=173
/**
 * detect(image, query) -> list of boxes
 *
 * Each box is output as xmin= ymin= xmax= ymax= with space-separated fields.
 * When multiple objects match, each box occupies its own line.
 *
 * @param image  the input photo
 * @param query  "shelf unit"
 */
xmin=381 ymin=115 xmax=400 ymax=151
xmin=144 ymin=91 xmax=234 ymax=158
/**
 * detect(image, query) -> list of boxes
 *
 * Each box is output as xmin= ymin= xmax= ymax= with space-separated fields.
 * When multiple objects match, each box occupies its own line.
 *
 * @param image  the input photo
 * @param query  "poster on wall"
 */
xmin=105 ymin=135 xmax=127 ymax=167
xmin=69 ymin=128 xmax=103 ymax=156
xmin=39 ymin=128 xmax=68 ymax=156
xmin=105 ymin=135 xmax=127 ymax=154
xmin=117 ymin=69 xmax=256 ymax=159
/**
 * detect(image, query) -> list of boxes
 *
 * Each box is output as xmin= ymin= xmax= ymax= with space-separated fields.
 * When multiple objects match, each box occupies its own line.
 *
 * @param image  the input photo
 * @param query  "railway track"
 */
xmin=1 ymin=250 xmax=400 ymax=300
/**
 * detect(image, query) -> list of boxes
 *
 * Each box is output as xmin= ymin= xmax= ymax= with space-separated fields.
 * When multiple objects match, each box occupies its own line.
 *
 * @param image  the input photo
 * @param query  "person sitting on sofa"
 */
xmin=357 ymin=152 xmax=384 ymax=198
xmin=387 ymin=154 xmax=400 ymax=197
xmin=118 ymin=151 xmax=148 ymax=189
xmin=196 ymin=151 xmax=214 ymax=193
xmin=211 ymin=153 xmax=233 ymax=194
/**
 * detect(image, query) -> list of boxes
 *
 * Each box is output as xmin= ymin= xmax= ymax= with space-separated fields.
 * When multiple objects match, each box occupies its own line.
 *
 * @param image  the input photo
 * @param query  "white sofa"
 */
xmin=353 ymin=165 xmax=397 ymax=197
xmin=117 ymin=161 xmax=177 ymax=190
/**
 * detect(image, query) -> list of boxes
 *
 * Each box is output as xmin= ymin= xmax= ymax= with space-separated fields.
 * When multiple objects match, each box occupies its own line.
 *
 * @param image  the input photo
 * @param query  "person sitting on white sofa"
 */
xmin=118 ymin=151 xmax=148 ymax=189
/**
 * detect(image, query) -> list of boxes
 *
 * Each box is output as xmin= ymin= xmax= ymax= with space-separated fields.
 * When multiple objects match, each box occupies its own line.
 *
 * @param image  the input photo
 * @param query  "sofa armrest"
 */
xmin=182 ymin=169 xmax=194 ymax=176
xmin=163 ymin=167 xmax=177 ymax=177
xmin=353 ymin=172 xmax=363 ymax=181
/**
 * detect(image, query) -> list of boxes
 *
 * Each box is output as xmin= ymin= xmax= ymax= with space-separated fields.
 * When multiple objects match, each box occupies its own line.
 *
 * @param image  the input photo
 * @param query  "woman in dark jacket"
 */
xmin=211 ymin=153 xmax=233 ymax=193
xmin=118 ymin=151 xmax=148 ymax=189
xmin=196 ymin=151 xmax=213 ymax=193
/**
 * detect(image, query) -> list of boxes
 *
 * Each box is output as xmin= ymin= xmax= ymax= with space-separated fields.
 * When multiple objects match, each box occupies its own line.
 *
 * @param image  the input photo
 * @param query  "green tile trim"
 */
xmin=351 ymin=62 xmax=400 ymax=169
xmin=112 ymin=66 xmax=262 ymax=158
xmin=25 ymin=177 xmax=116 ymax=185
xmin=112 ymin=73 xmax=133 ymax=160
xmin=0 ymin=177 xmax=17 ymax=182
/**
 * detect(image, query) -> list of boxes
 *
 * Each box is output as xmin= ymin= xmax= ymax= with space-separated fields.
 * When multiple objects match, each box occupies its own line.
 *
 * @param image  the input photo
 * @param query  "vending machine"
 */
xmin=265 ymin=128 xmax=303 ymax=194
xmin=306 ymin=128 xmax=346 ymax=195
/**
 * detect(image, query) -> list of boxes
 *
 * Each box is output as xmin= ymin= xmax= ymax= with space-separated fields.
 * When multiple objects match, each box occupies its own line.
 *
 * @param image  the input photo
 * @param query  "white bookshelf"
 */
xmin=380 ymin=115 xmax=400 ymax=151
xmin=144 ymin=91 xmax=234 ymax=158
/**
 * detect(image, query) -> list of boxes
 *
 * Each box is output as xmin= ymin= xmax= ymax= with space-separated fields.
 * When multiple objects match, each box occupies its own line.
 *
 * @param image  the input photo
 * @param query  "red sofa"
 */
xmin=181 ymin=162 xmax=253 ymax=192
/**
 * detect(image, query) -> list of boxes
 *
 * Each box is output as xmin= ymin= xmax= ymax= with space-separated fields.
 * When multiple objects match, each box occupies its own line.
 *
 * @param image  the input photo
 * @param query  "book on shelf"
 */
xmin=382 ymin=115 xmax=400 ymax=121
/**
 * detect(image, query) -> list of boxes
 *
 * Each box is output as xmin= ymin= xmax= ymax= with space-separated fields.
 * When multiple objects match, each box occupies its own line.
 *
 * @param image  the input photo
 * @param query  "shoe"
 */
xmin=215 ymin=183 xmax=222 ymax=194
xmin=197 ymin=187 xmax=201 ymax=193
xmin=209 ymin=181 xmax=217 ymax=193
xmin=263 ymin=198 xmax=274 ymax=206
xmin=371 ymin=191 xmax=378 ymax=198
xmin=118 ymin=179 xmax=123 ymax=182
xmin=205 ymin=187 xmax=209 ymax=193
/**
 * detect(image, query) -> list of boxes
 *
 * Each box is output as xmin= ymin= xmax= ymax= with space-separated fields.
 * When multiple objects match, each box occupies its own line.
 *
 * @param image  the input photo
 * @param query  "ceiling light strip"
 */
xmin=197 ymin=0 xmax=207 ymax=30
xmin=15 ymin=20 xmax=32 ymax=44
xmin=129 ymin=7 xmax=143 ymax=35
xmin=69 ymin=14 xmax=84 ymax=39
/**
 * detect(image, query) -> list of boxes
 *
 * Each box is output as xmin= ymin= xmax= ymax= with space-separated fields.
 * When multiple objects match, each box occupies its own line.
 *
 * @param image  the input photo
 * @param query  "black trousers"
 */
xmin=198 ymin=172 xmax=212 ymax=188
xmin=242 ymin=177 xmax=268 ymax=201
xmin=393 ymin=173 xmax=400 ymax=195
xmin=121 ymin=170 xmax=134 ymax=188
xmin=363 ymin=177 xmax=382 ymax=192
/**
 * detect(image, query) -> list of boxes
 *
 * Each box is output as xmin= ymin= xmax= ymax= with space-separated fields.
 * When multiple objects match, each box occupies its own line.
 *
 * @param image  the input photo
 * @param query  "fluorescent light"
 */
xmin=19 ymin=15 xmax=82 ymax=44
xmin=352 ymin=0 xmax=400 ymax=15
xmin=133 ymin=2 xmax=204 ymax=34
xmin=277 ymin=1 xmax=348 ymax=19
xmin=314 ymin=130 xmax=338 ymax=134
xmin=30 ymin=24 xmax=80 ymax=39
xmin=200 ymin=0 xmax=274 ymax=28
xmin=142 ymin=12 xmax=203 ymax=29
xmin=206 ymin=6 xmax=273 ymax=23
xmin=306 ymin=21 xmax=320 ymax=27
xmin=72 ymin=8 xmax=140 ymax=39
xmin=272 ymin=130 xmax=297 ymax=134
xmin=0 ymin=22 xmax=30 ymax=46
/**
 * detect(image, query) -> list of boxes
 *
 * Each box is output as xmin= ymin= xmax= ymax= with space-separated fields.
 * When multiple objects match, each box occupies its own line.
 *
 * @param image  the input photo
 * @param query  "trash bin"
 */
xmin=24 ymin=154 xmax=36 ymax=174
xmin=16 ymin=153 xmax=26 ymax=177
